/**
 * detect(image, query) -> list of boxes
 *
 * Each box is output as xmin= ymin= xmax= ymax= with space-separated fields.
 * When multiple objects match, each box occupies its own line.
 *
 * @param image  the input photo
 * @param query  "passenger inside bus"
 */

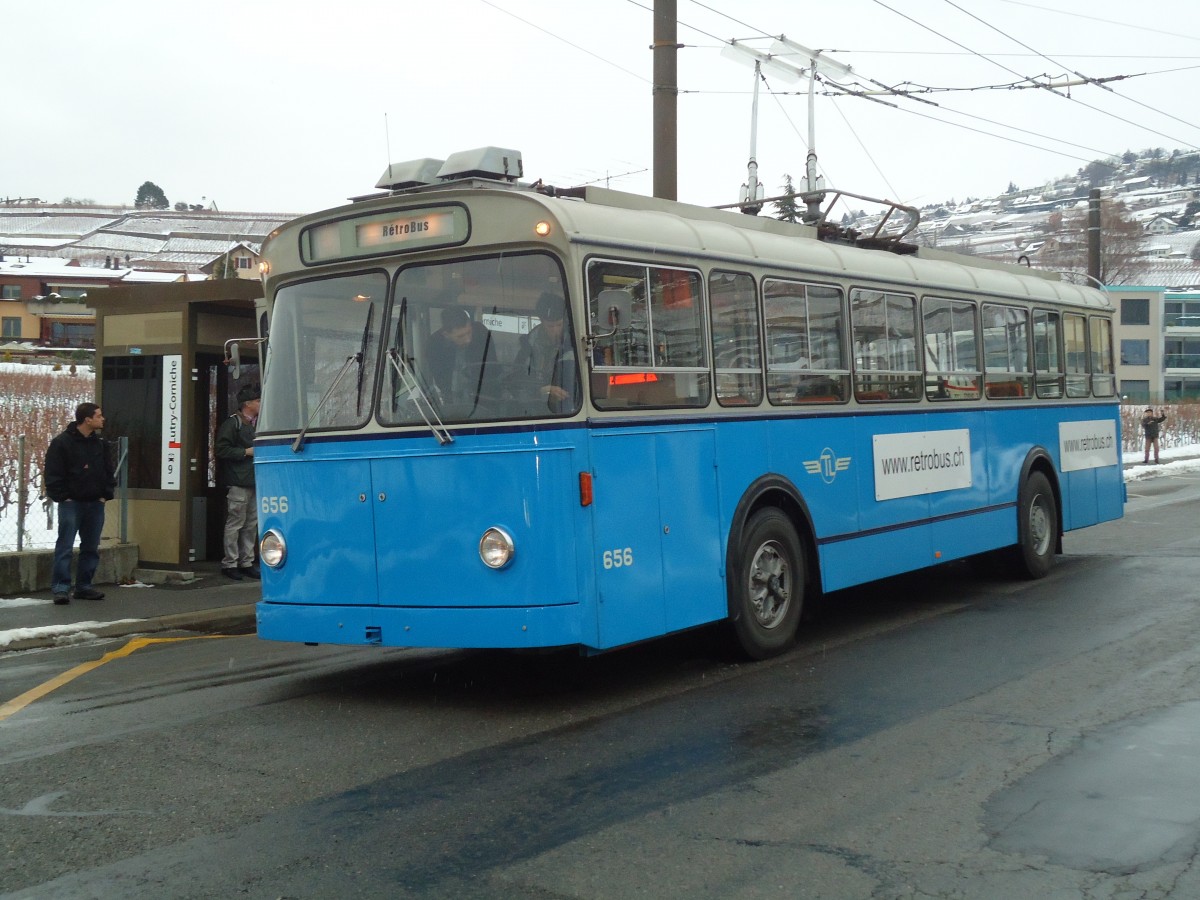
xmin=427 ymin=306 xmax=498 ymax=406
xmin=512 ymin=292 xmax=578 ymax=413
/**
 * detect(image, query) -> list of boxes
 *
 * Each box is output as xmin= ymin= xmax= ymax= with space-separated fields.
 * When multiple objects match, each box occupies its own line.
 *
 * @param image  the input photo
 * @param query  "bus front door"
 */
xmin=589 ymin=427 xmax=723 ymax=648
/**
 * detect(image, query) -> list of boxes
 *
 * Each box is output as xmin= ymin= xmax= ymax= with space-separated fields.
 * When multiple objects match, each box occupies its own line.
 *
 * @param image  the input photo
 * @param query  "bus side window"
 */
xmin=709 ymin=270 xmax=763 ymax=407
xmin=587 ymin=260 xmax=710 ymax=410
xmin=1089 ymin=316 xmax=1116 ymax=397
xmin=923 ymin=296 xmax=981 ymax=401
xmin=982 ymin=303 xmax=1033 ymax=399
xmin=1033 ymin=308 xmax=1064 ymax=399
xmin=852 ymin=288 xmax=920 ymax=402
xmin=764 ymin=279 xmax=849 ymax=406
xmin=1063 ymin=312 xmax=1089 ymax=398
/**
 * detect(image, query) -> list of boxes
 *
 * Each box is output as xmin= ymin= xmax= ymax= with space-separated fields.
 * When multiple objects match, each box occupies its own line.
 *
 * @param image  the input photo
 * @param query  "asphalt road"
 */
xmin=2 ymin=473 xmax=1200 ymax=898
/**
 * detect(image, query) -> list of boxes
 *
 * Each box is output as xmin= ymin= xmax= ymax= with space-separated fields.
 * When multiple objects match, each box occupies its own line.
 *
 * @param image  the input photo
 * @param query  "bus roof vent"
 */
xmin=437 ymin=147 xmax=524 ymax=183
xmin=375 ymin=158 xmax=445 ymax=191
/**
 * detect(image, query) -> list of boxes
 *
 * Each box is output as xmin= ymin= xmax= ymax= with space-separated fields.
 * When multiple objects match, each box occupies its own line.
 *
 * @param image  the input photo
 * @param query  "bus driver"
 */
xmin=427 ymin=306 xmax=497 ymax=405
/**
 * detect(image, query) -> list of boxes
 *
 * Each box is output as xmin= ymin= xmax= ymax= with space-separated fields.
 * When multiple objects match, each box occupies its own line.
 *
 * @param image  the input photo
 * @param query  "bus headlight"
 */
xmin=479 ymin=527 xmax=515 ymax=569
xmin=260 ymin=529 xmax=287 ymax=568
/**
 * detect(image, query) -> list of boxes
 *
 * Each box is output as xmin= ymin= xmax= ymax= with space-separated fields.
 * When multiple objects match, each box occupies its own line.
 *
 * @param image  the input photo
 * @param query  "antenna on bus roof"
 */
xmin=383 ymin=113 xmax=393 ymax=183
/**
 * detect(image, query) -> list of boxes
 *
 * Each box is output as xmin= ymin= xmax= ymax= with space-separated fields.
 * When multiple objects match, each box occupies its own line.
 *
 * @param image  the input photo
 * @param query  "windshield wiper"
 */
xmin=385 ymin=297 xmax=453 ymax=445
xmin=292 ymin=302 xmax=376 ymax=453
xmin=386 ymin=347 xmax=454 ymax=445
xmin=355 ymin=302 xmax=375 ymax=417
xmin=291 ymin=352 xmax=360 ymax=453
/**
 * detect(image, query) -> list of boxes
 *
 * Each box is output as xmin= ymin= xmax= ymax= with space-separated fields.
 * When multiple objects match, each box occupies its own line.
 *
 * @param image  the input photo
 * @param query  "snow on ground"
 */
xmin=0 ymin=620 xmax=144 ymax=649
xmin=0 ymin=597 xmax=46 ymax=609
xmin=1121 ymin=444 xmax=1200 ymax=481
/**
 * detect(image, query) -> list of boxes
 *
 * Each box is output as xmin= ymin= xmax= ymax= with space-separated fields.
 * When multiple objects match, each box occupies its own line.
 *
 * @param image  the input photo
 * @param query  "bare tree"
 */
xmin=1040 ymin=200 xmax=1146 ymax=285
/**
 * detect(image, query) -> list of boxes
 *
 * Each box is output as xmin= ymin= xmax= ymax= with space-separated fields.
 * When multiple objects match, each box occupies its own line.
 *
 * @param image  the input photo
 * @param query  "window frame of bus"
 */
xmin=1089 ymin=315 xmax=1117 ymax=397
xmin=763 ymin=277 xmax=849 ymax=406
xmin=1063 ymin=311 xmax=1090 ymax=398
xmin=981 ymin=302 xmax=1034 ymax=399
xmin=1033 ymin=308 xmax=1065 ymax=399
xmin=709 ymin=270 xmax=764 ymax=407
xmin=922 ymin=295 xmax=982 ymax=402
xmin=586 ymin=258 xmax=711 ymax=411
xmin=298 ymin=203 xmax=470 ymax=266
xmin=851 ymin=287 xmax=921 ymax=403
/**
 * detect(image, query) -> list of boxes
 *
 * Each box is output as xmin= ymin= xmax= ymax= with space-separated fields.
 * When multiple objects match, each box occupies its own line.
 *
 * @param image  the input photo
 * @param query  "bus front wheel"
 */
xmin=1014 ymin=471 xmax=1057 ymax=579
xmin=730 ymin=509 xmax=804 ymax=659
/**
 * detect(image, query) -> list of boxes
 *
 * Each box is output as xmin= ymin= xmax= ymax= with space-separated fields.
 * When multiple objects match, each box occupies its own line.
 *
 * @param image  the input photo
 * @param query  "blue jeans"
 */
xmin=52 ymin=500 xmax=106 ymax=594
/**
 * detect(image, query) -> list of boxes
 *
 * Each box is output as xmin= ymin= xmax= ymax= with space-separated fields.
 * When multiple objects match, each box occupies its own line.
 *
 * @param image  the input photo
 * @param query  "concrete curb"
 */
xmin=3 ymin=603 xmax=258 ymax=653
xmin=0 ymin=543 xmax=139 ymax=596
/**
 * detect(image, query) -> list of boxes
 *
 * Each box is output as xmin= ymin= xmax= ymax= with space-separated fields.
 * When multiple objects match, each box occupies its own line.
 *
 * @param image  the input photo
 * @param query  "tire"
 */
xmin=1013 ymin=471 xmax=1057 ymax=579
xmin=729 ymin=508 xmax=804 ymax=659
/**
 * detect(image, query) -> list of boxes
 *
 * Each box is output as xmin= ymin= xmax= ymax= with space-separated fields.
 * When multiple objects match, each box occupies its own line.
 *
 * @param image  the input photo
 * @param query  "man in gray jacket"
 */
xmin=216 ymin=384 xmax=260 ymax=580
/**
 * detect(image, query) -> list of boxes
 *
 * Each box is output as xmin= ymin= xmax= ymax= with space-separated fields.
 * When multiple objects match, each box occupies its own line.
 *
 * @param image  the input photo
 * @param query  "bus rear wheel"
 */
xmin=1013 ymin=471 xmax=1057 ymax=579
xmin=730 ymin=509 xmax=804 ymax=659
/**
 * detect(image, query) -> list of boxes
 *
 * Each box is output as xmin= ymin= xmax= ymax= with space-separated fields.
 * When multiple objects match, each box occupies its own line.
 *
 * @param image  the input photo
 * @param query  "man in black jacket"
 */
xmin=45 ymin=403 xmax=116 ymax=605
xmin=426 ymin=307 xmax=497 ymax=409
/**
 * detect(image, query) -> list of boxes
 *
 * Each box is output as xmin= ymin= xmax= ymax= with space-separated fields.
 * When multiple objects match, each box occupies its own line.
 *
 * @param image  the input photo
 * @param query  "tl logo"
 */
xmin=803 ymin=447 xmax=851 ymax=484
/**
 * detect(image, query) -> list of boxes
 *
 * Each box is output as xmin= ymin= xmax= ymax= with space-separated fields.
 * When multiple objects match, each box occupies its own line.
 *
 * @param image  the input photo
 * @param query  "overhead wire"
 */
xmin=833 ymin=51 xmax=1200 ymax=61
xmin=995 ymin=0 xmax=1200 ymax=44
xmin=867 ymin=0 xmax=1200 ymax=151
xmin=479 ymin=0 xmax=649 ymax=83
xmin=825 ymin=81 xmax=1121 ymax=162
xmin=486 ymin=0 xmax=1197 ymax=204
xmin=938 ymin=0 xmax=1200 ymax=146
xmin=826 ymin=100 xmax=903 ymax=201
xmin=677 ymin=0 xmax=1131 ymax=193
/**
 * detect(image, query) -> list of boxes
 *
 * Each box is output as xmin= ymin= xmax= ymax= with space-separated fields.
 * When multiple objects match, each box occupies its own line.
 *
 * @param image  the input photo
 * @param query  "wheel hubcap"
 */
xmin=1029 ymin=495 xmax=1051 ymax=555
xmin=748 ymin=540 xmax=791 ymax=629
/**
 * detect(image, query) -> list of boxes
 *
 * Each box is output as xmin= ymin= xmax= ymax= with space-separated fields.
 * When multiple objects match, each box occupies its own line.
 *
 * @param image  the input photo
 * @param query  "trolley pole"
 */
xmin=652 ymin=0 xmax=678 ymax=200
xmin=804 ymin=66 xmax=823 ymax=224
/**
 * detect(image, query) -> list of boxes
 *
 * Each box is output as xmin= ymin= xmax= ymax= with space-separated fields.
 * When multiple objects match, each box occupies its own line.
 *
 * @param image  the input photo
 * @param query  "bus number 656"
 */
xmin=261 ymin=495 xmax=289 ymax=514
xmin=602 ymin=548 xmax=634 ymax=569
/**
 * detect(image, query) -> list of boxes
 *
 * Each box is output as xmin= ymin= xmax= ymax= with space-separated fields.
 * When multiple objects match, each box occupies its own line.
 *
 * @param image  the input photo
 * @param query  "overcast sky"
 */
xmin=6 ymin=0 xmax=1200 ymax=217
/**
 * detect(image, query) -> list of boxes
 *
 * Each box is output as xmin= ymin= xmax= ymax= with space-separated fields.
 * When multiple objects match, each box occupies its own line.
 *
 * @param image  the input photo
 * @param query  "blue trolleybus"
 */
xmin=252 ymin=147 xmax=1123 ymax=659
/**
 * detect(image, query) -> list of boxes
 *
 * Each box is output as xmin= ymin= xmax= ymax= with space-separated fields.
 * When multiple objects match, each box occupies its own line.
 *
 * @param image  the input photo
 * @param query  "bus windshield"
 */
xmin=260 ymin=252 xmax=580 ymax=435
xmin=259 ymin=272 xmax=386 ymax=435
xmin=381 ymin=252 xmax=579 ymax=424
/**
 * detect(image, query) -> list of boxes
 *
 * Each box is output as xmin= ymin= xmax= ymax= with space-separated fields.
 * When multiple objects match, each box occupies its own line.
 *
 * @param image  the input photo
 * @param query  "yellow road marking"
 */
xmin=0 ymin=634 xmax=240 ymax=723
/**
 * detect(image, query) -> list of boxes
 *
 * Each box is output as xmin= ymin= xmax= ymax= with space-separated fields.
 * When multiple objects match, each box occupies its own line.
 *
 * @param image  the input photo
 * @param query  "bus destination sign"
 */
xmin=302 ymin=204 xmax=467 ymax=264
xmin=356 ymin=211 xmax=455 ymax=250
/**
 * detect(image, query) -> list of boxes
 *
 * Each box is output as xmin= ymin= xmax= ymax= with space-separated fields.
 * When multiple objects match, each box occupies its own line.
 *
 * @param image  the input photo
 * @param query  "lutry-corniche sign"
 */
xmin=160 ymin=353 xmax=182 ymax=490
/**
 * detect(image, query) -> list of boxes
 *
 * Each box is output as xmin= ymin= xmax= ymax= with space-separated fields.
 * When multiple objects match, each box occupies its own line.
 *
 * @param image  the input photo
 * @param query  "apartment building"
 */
xmin=1110 ymin=285 xmax=1200 ymax=403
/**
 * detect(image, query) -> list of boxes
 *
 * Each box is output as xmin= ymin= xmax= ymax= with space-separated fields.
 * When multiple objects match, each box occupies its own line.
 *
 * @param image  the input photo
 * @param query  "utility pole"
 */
xmin=652 ymin=0 xmax=678 ymax=200
xmin=1087 ymin=188 xmax=1103 ymax=284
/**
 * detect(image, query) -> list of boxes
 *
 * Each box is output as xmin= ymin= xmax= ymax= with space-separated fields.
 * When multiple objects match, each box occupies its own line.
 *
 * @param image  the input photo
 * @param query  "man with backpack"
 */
xmin=216 ymin=384 xmax=261 ymax=580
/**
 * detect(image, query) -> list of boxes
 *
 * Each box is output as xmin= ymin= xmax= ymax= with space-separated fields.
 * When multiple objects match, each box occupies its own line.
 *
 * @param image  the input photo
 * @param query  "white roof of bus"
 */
xmin=543 ymin=187 xmax=1109 ymax=311
xmin=272 ymin=182 xmax=1111 ymax=312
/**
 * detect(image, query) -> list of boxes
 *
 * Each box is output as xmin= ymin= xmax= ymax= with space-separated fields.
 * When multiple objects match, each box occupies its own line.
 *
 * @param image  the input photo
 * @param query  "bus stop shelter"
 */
xmin=89 ymin=279 xmax=263 ymax=568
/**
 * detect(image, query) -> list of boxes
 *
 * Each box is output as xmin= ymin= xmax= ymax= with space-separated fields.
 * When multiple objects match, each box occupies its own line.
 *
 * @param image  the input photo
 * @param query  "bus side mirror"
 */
xmin=590 ymin=289 xmax=633 ymax=340
xmin=225 ymin=340 xmax=242 ymax=379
